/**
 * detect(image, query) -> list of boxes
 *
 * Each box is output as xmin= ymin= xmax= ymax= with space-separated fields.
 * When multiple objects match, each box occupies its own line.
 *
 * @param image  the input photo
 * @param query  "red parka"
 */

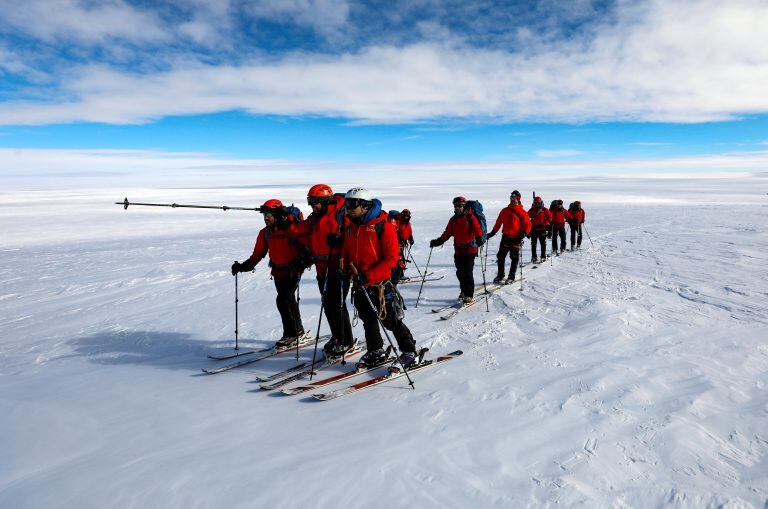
xmin=247 ymin=223 xmax=303 ymax=277
xmin=436 ymin=212 xmax=483 ymax=255
xmin=528 ymin=205 xmax=552 ymax=231
xmin=398 ymin=222 xmax=413 ymax=245
xmin=342 ymin=212 xmax=400 ymax=286
xmin=567 ymin=208 xmax=585 ymax=225
xmin=550 ymin=206 xmax=567 ymax=228
xmin=297 ymin=195 xmax=345 ymax=275
xmin=489 ymin=204 xmax=532 ymax=238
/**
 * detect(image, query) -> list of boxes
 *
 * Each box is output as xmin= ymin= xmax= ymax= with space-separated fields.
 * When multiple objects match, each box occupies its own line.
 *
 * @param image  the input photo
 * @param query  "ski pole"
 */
xmin=234 ymin=272 xmax=240 ymax=350
xmin=414 ymin=246 xmax=433 ymax=308
xmin=406 ymin=244 xmax=425 ymax=279
xmin=115 ymin=197 xmax=262 ymax=212
xmin=309 ymin=267 xmax=330 ymax=380
xmin=295 ymin=276 xmax=302 ymax=362
xmin=339 ymin=276 xmax=348 ymax=367
xmin=519 ymin=245 xmax=524 ymax=292
xmin=583 ymin=224 xmax=594 ymax=248
xmin=480 ymin=245 xmax=489 ymax=312
xmin=354 ymin=279 xmax=415 ymax=389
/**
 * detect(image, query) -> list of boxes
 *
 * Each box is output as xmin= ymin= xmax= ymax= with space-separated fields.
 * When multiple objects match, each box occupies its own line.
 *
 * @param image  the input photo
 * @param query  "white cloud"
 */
xmin=245 ymin=0 xmax=351 ymax=40
xmin=0 ymin=0 xmax=170 ymax=44
xmin=1 ymin=0 xmax=767 ymax=125
xmin=535 ymin=149 xmax=585 ymax=158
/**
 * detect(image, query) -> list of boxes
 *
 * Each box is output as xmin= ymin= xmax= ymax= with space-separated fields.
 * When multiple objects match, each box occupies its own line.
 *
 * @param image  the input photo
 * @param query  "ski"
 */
xmin=202 ymin=332 xmax=320 ymax=375
xmin=281 ymin=348 xmax=396 ymax=395
xmin=399 ymin=275 xmax=445 ymax=284
xmin=259 ymin=343 xmax=364 ymax=390
xmin=313 ymin=350 xmax=464 ymax=401
xmin=253 ymin=362 xmax=309 ymax=382
xmin=439 ymin=280 xmax=523 ymax=320
xmin=207 ymin=348 xmax=258 ymax=361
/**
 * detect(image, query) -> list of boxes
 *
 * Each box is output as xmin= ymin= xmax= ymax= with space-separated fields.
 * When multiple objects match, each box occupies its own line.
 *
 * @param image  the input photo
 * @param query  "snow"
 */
xmin=1 ymin=172 xmax=767 ymax=507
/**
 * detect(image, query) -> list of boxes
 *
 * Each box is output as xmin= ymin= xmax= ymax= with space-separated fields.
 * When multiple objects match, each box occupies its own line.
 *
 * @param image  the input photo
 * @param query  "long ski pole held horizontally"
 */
xmin=583 ymin=224 xmax=595 ymax=248
xmin=414 ymin=246 xmax=433 ymax=308
xmin=115 ymin=197 xmax=263 ymax=212
xmin=309 ymin=267 xmax=330 ymax=381
xmin=354 ymin=277 xmax=415 ymax=390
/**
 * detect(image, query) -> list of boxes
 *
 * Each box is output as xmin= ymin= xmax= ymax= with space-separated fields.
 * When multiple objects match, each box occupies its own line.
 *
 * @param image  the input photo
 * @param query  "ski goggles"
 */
xmin=307 ymin=196 xmax=331 ymax=206
xmin=345 ymin=198 xmax=368 ymax=209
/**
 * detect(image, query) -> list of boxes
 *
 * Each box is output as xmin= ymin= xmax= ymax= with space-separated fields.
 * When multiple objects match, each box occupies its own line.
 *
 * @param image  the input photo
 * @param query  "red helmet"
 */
xmin=401 ymin=208 xmax=411 ymax=215
xmin=452 ymin=196 xmax=467 ymax=205
xmin=533 ymin=196 xmax=543 ymax=204
xmin=308 ymin=184 xmax=333 ymax=198
xmin=261 ymin=199 xmax=283 ymax=214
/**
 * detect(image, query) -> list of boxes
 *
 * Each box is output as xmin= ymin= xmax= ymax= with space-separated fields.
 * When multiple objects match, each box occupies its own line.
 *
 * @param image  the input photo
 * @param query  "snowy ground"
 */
xmin=1 ymin=173 xmax=767 ymax=508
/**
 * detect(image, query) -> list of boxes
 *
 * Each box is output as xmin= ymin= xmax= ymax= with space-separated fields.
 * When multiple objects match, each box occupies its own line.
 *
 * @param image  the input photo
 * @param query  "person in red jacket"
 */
xmin=567 ymin=201 xmax=586 ymax=250
xmin=429 ymin=196 xmax=484 ymax=303
xmin=387 ymin=210 xmax=407 ymax=285
xmin=528 ymin=196 xmax=552 ymax=263
xmin=297 ymin=184 xmax=354 ymax=358
xmin=231 ymin=199 xmax=307 ymax=348
xmin=550 ymin=199 xmax=568 ymax=255
xmin=487 ymin=190 xmax=532 ymax=283
xmin=398 ymin=209 xmax=415 ymax=247
xmin=341 ymin=188 xmax=417 ymax=367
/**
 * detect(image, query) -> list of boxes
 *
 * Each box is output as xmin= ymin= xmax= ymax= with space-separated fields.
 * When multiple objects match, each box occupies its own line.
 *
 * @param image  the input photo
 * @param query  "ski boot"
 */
xmin=505 ymin=276 xmax=516 ymax=285
xmin=398 ymin=351 xmax=417 ymax=368
xmin=275 ymin=335 xmax=299 ymax=349
xmin=358 ymin=348 xmax=387 ymax=368
xmin=461 ymin=295 xmax=473 ymax=305
xmin=531 ymin=256 xmax=539 ymax=264
xmin=324 ymin=338 xmax=356 ymax=358
xmin=492 ymin=274 xmax=504 ymax=284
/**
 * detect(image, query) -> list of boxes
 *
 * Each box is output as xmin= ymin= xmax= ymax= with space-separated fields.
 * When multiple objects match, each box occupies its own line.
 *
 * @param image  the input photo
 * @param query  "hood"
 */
xmin=361 ymin=198 xmax=384 ymax=224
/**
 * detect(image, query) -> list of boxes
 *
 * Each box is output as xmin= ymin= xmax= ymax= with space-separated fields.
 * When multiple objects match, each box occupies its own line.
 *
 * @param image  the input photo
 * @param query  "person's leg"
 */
xmin=352 ymin=286 xmax=384 ymax=351
xmin=274 ymin=276 xmax=302 ymax=337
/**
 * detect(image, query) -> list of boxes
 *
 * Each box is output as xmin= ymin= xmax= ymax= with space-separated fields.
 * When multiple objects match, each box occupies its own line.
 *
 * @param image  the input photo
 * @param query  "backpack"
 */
xmin=284 ymin=204 xmax=304 ymax=223
xmin=465 ymin=200 xmax=487 ymax=242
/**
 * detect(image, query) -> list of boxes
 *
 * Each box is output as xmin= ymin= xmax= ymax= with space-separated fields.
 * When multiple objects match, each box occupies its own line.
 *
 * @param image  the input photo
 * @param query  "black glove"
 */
xmin=326 ymin=232 xmax=343 ymax=248
xmin=356 ymin=271 xmax=368 ymax=286
xmin=475 ymin=236 xmax=485 ymax=247
xmin=429 ymin=238 xmax=441 ymax=248
xmin=408 ymin=238 xmax=414 ymax=246
xmin=516 ymin=234 xmax=526 ymax=243
xmin=231 ymin=261 xmax=242 ymax=276
xmin=547 ymin=229 xmax=552 ymax=238
xmin=486 ymin=231 xmax=496 ymax=239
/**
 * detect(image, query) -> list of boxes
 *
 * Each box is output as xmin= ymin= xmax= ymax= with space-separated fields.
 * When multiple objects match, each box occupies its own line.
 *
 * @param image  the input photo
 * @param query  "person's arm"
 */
xmin=431 ymin=218 xmax=453 ymax=246
xmin=364 ymin=221 xmax=401 ymax=283
xmin=488 ymin=210 xmax=504 ymax=238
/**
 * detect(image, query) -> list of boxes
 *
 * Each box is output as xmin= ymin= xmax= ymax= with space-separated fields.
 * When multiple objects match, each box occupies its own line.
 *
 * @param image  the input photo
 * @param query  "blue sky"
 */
xmin=1 ymin=0 xmax=767 ymax=172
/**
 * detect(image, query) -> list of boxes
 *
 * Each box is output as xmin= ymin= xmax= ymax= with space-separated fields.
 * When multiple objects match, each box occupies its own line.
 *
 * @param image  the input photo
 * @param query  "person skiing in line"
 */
xmin=567 ymin=201 xmax=586 ymax=250
xmin=398 ymin=209 xmax=415 ymax=248
xmin=550 ymin=199 xmax=568 ymax=255
xmin=487 ymin=190 xmax=532 ymax=283
xmin=528 ymin=196 xmax=552 ymax=263
xmin=341 ymin=188 xmax=418 ymax=367
xmin=297 ymin=184 xmax=355 ymax=358
xmin=231 ymin=199 xmax=307 ymax=348
xmin=429 ymin=196 xmax=484 ymax=304
xmin=387 ymin=210 xmax=407 ymax=285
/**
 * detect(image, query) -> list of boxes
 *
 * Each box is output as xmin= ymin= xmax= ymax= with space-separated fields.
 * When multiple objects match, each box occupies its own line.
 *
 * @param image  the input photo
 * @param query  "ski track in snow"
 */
xmin=1 ymin=177 xmax=767 ymax=508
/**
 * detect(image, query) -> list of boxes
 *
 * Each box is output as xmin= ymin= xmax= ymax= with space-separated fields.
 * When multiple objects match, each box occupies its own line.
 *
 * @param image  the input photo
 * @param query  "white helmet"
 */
xmin=345 ymin=187 xmax=373 ymax=201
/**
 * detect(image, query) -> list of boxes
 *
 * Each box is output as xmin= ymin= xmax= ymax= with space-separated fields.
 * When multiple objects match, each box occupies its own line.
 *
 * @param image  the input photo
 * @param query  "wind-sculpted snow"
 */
xmin=0 ymin=176 xmax=766 ymax=507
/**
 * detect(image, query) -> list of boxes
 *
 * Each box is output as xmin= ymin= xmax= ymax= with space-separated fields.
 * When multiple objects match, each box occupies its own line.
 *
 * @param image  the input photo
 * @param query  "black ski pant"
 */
xmin=496 ymin=236 xmax=521 ymax=280
xmin=352 ymin=284 xmax=416 ymax=353
xmin=569 ymin=222 xmax=583 ymax=248
xmin=316 ymin=274 xmax=353 ymax=346
xmin=530 ymin=229 xmax=547 ymax=259
xmin=552 ymin=226 xmax=567 ymax=252
xmin=454 ymin=254 xmax=476 ymax=298
xmin=274 ymin=275 xmax=304 ymax=338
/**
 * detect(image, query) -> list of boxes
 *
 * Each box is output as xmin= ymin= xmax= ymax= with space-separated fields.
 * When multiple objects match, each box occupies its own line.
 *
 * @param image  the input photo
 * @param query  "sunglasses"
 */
xmin=345 ymin=198 xmax=367 ymax=209
xmin=307 ymin=196 xmax=329 ymax=206
xmin=262 ymin=212 xmax=274 ymax=218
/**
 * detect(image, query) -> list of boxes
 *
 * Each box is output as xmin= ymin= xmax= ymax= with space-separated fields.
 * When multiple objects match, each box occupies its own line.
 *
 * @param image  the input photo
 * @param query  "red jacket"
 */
xmin=490 ymin=204 xmax=532 ymax=238
xmin=297 ymin=195 xmax=345 ymax=275
xmin=567 ymin=208 xmax=585 ymax=225
xmin=247 ymin=223 xmax=303 ymax=277
xmin=398 ymin=222 xmax=413 ymax=245
xmin=550 ymin=206 xmax=567 ymax=228
xmin=528 ymin=206 xmax=552 ymax=230
xmin=342 ymin=212 xmax=400 ymax=286
xmin=437 ymin=212 xmax=483 ymax=255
